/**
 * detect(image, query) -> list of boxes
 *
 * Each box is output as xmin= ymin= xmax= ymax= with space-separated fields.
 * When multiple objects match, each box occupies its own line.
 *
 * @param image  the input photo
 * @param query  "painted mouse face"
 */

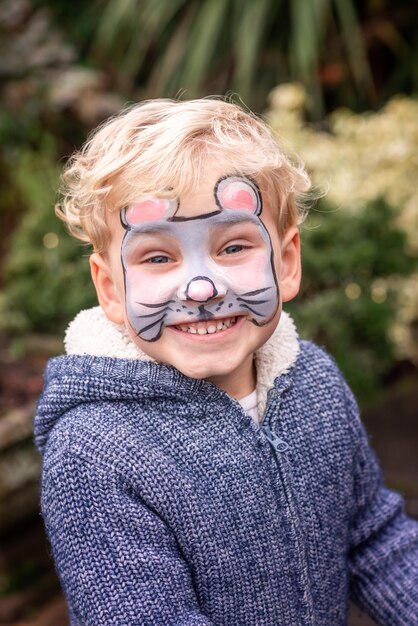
xmin=120 ymin=175 xmax=280 ymax=342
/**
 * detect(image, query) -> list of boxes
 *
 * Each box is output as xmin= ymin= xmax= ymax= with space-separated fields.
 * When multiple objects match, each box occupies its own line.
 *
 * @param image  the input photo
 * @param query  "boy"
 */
xmin=35 ymin=98 xmax=418 ymax=626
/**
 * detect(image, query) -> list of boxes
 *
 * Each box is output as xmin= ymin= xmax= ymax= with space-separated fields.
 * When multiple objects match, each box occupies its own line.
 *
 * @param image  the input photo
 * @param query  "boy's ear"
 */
xmin=279 ymin=226 xmax=301 ymax=303
xmin=90 ymin=253 xmax=125 ymax=325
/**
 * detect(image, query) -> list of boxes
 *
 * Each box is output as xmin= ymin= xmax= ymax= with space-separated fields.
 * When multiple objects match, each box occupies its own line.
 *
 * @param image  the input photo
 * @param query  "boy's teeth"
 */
xmin=176 ymin=317 xmax=237 ymax=335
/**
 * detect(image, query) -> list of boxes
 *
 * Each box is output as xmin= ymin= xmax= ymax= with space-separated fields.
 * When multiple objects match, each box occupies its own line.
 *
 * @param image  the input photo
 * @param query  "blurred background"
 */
xmin=0 ymin=0 xmax=417 ymax=624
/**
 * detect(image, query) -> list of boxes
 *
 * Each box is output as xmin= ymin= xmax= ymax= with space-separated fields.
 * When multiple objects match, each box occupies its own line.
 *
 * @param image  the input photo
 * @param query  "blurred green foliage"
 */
xmin=286 ymin=199 xmax=415 ymax=400
xmin=38 ymin=0 xmax=418 ymax=117
xmin=267 ymin=84 xmax=418 ymax=386
xmin=92 ymin=0 xmax=372 ymax=116
xmin=0 ymin=141 xmax=96 ymax=335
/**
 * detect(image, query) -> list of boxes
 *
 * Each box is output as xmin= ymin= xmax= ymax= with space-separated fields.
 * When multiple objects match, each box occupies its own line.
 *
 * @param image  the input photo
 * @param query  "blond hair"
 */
xmin=57 ymin=97 xmax=311 ymax=252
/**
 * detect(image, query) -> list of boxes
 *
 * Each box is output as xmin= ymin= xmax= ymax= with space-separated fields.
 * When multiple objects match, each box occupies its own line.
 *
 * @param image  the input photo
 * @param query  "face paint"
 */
xmin=120 ymin=175 xmax=279 ymax=341
xmin=125 ymin=198 xmax=177 ymax=223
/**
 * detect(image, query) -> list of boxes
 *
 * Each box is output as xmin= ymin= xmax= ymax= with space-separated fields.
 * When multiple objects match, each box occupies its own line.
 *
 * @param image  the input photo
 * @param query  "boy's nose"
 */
xmin=184 ymin=277 xmax=217 ymax=302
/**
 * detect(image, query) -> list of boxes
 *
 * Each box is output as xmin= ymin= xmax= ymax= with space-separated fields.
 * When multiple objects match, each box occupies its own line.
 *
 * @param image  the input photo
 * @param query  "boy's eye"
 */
xmin=145 ymin=255 xmax=172 ymax=264
xmin=221 ymin=244 xmax=246 ymax=255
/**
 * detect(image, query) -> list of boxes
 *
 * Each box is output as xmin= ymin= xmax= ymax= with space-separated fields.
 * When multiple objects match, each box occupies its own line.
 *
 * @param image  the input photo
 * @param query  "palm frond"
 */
xmin=333 ymin=0 xmax=374 ymax=99
xmin=233 ymin=0 xmax=275 ymax=100
xmin=146 ymin=5 xmax=198 ymax=98
xmin=90 ymin=0 xmax=384 ymax=115
xmin=179 ymin=0 xmax=231 ymax=95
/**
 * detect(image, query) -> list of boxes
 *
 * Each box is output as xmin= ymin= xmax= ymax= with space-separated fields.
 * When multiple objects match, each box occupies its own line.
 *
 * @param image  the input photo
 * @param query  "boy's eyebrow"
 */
xmin=128 ymin=212 xmax=259 ymax=231
xmin=209 ymin=213 xmax=259 ymax=228
xmin=129 ymin=222 xmax=175 ymax=235
xmin=125 ymin=211 xmax=260 ymax=239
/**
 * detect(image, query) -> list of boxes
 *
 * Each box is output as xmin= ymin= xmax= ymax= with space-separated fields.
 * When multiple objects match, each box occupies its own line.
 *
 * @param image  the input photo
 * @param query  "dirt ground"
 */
xmin=0 ymin=340 xmax=416 ymax=626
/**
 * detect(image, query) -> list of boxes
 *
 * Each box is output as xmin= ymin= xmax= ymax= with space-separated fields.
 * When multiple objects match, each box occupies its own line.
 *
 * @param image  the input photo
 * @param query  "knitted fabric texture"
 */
xmin=35 ymin=311 xmax=418 ymax=626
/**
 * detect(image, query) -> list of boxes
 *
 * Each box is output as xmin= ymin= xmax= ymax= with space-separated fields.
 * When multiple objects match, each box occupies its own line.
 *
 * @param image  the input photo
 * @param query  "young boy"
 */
xmin=35 ymin=98 xmax=418 ymax=626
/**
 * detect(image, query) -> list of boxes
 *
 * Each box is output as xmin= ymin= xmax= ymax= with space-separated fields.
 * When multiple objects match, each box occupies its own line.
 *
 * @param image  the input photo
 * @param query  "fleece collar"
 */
xmin=64 ymin=306 xmax=300 ymax=415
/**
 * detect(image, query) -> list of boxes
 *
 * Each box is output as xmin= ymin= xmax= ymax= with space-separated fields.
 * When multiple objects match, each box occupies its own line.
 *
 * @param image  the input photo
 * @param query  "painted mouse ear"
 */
xmin=121 ymin=198 xmax=178 ymax=228
xmin=215 ymin=176 xmax=262 ymax=215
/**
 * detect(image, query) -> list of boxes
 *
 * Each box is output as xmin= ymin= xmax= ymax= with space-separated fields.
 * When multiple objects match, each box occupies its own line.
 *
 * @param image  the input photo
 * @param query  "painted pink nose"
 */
xmin=186 ymin=278 xmax=217 ymax=302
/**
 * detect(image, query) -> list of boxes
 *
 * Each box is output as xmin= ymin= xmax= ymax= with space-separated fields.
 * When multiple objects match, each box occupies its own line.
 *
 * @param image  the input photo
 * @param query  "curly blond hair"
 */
xmin=57 ymin=97 xmax=311 ymax=252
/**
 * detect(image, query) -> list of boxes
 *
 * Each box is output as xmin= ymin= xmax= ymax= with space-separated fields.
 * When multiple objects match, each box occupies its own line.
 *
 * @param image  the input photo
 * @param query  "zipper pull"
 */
xmin=262 ymin=424 xmax=289 ymax=453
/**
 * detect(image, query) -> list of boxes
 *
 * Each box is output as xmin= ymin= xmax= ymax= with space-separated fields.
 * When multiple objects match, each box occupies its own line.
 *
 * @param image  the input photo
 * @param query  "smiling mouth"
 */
xmin=174 ymin=316 xmax=239 ymax=335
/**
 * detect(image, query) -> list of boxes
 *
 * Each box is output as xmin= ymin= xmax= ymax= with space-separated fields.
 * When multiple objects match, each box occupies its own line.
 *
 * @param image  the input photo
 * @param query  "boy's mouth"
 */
xmin=174 ymin=316 xmax=238 ymax=335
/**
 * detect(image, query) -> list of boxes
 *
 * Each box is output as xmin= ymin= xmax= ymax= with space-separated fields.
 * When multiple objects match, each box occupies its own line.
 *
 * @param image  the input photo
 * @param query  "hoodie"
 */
xmin=34 ymin=308 xmax=418 ymax=626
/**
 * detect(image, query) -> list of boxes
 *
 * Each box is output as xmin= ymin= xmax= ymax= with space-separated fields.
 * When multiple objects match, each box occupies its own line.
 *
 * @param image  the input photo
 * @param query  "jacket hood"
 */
xmin=35 ymin=307 xmax=299 ymax=454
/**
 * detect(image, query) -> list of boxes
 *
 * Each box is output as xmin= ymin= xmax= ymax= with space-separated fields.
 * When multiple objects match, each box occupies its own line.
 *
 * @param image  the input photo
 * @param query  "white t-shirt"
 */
xmin=238 ymin=389 xmax=259 ymax=424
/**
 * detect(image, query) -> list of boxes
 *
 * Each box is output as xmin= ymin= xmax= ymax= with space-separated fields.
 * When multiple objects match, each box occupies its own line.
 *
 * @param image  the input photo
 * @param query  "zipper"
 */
xmin=262 ymin=423 xmax=289 ymax=454
xmin=261 ymin=421 xmax=315 ymax=624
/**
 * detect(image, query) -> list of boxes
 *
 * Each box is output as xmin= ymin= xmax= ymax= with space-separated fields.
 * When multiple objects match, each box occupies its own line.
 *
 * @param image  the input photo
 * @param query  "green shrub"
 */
xmin=268 ymin=86 xmax=418 ymax=387
xmin=286 ymin=198 xmax=416 ymax=401
xmin=0 ymin=143 xmax=96 ymax=335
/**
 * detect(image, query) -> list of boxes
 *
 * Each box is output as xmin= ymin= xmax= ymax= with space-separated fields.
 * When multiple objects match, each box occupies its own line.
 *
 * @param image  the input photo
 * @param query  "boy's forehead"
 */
xmin=113 ymin=150 xmax=263 ymax=199
xmin=106 ymin=154 xmax=278 ymax=230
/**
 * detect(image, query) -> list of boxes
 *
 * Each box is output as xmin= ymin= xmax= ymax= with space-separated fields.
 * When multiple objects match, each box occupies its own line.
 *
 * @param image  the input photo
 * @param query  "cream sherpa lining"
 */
xmin=65 ymin=306 xmax=300 ymax=416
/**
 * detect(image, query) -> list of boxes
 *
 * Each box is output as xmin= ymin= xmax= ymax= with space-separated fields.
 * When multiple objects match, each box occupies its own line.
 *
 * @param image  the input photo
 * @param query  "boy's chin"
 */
xmin=160 ymin=350 xmax=246 ymax=381
xmin=161 ymin=354 xmax=257 ymax=400
xmin=164 ymin=359 xmax=236 ymax=381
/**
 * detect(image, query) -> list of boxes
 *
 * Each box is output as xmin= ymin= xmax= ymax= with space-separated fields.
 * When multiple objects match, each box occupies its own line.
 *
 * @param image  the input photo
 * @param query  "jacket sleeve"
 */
xmin=41 ymin=450 xmax=214 ymax=626
xmin=345 ymin=384 xmax=418 ymax=626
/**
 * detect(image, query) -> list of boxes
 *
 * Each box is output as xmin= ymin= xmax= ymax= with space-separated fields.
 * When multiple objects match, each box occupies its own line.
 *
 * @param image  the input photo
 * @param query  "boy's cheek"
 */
xmin=125 ymin=267 xmax=175 ymax=305
xmin=223 ymin=253 xmax=275 ymax=292
xmin=124 ymin=253 xmax=276 ymax=305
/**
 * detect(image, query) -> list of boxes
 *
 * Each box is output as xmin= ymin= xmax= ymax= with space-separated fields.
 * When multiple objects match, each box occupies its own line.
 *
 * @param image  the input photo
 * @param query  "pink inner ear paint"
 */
xmin=126 ymin=199 xmax=169 ymax=224
xmin=219 ymin=183 xmax=257 ymax=212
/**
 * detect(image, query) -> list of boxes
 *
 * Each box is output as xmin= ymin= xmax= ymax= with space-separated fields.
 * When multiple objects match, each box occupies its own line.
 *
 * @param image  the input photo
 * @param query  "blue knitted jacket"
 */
xmin=34 ymin=309 xmax=418 ymax=626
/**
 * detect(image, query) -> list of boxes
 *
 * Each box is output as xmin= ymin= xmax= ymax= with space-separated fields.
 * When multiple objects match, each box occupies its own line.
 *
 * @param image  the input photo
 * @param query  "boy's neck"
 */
xmin=206 ymin=354 xmax=256 ymax=400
